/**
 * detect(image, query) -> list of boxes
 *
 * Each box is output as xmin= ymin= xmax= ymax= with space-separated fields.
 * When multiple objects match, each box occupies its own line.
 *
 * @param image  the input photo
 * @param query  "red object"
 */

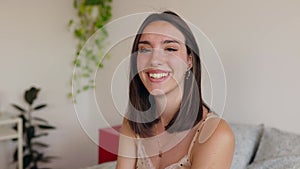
xmin=98 ymin=125 xmax=121 ymax=164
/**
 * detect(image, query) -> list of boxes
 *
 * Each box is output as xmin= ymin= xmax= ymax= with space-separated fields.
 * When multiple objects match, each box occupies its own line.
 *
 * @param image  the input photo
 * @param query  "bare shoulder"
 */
xmin=190 ymin=118 xmax=235 ymax=169
xmin=205 ymin=118 xmax=235 ymax=143
xmin=116 ymin=118 xmax=137 ymax=169
xmin=120 ymin=118 xmax=136 ymax=137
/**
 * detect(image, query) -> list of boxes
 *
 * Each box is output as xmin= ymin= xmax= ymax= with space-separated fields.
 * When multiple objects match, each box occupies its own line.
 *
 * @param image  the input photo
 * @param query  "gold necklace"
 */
xmin=157 ymin=135 xmax=163 ymax=158
xmin=154 ymin=123 xmax=179 ymax=158
xmin=154 ymin=122 xmax=200 ymax=159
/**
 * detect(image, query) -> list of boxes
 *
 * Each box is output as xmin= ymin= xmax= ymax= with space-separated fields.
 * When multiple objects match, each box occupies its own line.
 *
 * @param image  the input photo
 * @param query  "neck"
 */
xmin=154 ymin=87 xmax=183 ymax=126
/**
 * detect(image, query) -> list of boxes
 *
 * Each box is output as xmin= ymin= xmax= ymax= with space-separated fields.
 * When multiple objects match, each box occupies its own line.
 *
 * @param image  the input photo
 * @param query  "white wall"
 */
xmin=0 ymin=1 xmax=97 ymax=168
xmin=0 ymin=0 xmax=299 ymax=169
xmin=107 ymin=0 xmax=300 ymax=134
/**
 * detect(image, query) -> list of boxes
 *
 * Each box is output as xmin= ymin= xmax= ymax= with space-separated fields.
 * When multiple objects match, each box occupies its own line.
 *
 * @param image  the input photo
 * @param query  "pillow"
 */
xmin=253 ymin=127 xmax=300 ymax=162
xmin=247 ymin=156 xmax=300 ymax=169
xmin=230 ymin=123 xmax=264 ymax=169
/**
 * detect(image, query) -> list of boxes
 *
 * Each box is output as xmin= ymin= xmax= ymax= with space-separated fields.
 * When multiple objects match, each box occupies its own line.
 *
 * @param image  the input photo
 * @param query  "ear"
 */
xmin=187 ymin=54 xmax=193 ymax=69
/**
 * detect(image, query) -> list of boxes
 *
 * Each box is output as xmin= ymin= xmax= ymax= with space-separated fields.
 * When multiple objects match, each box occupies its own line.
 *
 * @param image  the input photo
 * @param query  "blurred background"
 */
xmin=0 ymin=0 xmax=299 ymax=168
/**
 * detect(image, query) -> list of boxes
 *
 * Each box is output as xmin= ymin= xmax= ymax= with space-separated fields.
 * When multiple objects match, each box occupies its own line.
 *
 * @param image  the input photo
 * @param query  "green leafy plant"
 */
xmin=11 ymin=87 xmax=56 ymax=169
xmin=68 ymin=0 xmax=113 ymax=101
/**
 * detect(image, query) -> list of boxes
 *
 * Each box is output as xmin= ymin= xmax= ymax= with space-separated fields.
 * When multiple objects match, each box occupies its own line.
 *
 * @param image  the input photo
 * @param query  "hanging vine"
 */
xmin=68 ymin=0 xmax=113 ymax=101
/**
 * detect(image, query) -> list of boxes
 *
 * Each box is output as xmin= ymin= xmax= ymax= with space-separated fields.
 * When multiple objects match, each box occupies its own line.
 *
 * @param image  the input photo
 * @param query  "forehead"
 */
xmin=140 ymin=21 xmax=185 ymax=44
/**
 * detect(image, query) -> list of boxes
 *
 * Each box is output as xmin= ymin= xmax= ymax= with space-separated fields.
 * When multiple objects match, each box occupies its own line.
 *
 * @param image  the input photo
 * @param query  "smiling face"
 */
xmin=136 ymin=21 xmax=192 ymax=96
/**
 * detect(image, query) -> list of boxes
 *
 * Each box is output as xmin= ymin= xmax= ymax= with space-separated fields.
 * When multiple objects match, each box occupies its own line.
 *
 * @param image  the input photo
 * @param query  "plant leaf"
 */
xmin=32 ymin=142 xmax=49 ymax=148
xmin=85 ymin=0 xmax=101 ymax=5
xmin=37 ymin=124 xmax=56 ymax=130
xmin=68 ymin=19 xmax=74 ymax=27
xmin=11 ymin=104 xmax=26 ymax=113
xmin=67 ymin=92 xmax=73 ymax=99
xmin=12 ymin=124 xmax=17 ymax=131
xmin=74 ymin=28 xmax=83 ymax=38
xmin=23 ymin=154 xmax=33 ymax=168
xmin=33 ymin=117 xmax=48 ymax=124
xmin=40 ymin=156 xmax=59 ymax=163
xmin=13 ymin=148 xmax=18 ymax=162
xmin=33 ymin=133 xmax=48 ymax=139
xmin=35 ymin=153 xmax=44 ymax=161
xmin=98 ymin=63 xmax=103 ymax=68
xmin=83 ymin=85 xmax=90 ymax=91
xmin=13 ymin=146 xmax=27 ymax=162
xmin=33 ymin=104 xmax=47 ymax=110
xmin=24 ymin=87 xmax=40 ymax=105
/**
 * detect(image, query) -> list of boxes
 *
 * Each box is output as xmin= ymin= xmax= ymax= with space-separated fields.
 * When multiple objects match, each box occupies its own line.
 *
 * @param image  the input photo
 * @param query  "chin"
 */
xmin=148 ymin=88 xmax=166 ymax=96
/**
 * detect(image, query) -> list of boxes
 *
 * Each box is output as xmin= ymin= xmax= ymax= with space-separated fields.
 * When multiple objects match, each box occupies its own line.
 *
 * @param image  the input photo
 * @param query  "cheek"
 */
xmin=172 ymin=61 xmax=187 ymax=74
xmin=168 ymin=55 xmax=189 ymax=81
xmin=136 ymin=55 xmax=149 ymax=73
xmin=170 ymin=53 xmax=189 ymax=70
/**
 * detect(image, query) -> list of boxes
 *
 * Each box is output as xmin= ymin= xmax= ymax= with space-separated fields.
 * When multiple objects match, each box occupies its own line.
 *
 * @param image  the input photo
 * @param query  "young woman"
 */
xmin=116 ymin=11 xmax=235 ymax=169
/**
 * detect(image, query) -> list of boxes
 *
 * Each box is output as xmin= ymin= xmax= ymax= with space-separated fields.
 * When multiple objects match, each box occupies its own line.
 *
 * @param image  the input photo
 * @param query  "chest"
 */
xmin=137 ymin=129 xmax=196 ymax=169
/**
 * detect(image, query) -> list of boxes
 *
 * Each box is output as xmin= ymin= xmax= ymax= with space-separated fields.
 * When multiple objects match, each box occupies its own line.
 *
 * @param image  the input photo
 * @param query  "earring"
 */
xmin=186 ymin=68 xmax=191 ymax=80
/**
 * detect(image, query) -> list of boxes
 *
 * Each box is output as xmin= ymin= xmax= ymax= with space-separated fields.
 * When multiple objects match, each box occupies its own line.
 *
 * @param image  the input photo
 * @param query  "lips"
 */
xmin=146 ymin=69 xmax=170 ymax=82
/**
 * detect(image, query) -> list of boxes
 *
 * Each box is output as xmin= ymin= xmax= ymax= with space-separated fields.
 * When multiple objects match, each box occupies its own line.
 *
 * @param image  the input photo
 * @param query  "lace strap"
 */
xmin=187 ymin=112 xmax=219 ymax=157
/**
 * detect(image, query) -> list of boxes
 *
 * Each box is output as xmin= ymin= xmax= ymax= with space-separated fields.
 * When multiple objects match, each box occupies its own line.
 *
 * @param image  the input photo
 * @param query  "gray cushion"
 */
xmin=253 ymin=127 xmax=300 ymax=162
xmin=230 ymin=123 xmax=264 ymax=169
xmin=247 ymin=156 xmax=300 ymax=169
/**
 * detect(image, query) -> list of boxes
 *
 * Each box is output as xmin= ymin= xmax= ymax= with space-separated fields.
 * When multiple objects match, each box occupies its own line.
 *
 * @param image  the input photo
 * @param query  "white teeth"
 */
xmin=149 ymin=73 xmax=168 ymax=79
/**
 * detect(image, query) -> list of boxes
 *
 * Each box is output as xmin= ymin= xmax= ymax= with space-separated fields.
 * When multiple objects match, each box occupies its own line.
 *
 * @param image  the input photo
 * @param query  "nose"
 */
xmin=150 ymin=49 xmax=164 ymax=67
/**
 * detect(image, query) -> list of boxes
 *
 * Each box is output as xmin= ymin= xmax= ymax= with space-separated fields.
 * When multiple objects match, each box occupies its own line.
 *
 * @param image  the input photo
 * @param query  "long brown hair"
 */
xmin=127 ymin=11 xmax=209 ymax=137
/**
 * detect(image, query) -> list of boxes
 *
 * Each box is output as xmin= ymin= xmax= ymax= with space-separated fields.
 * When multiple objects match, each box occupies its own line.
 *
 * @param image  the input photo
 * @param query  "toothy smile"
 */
xmin=148 ymin=72 xmax=169 ymax=79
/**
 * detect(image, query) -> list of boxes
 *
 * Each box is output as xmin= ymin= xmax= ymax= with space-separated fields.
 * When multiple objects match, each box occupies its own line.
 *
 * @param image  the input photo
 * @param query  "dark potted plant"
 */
xmin=11 ymin=87 xmax=56 ymax=169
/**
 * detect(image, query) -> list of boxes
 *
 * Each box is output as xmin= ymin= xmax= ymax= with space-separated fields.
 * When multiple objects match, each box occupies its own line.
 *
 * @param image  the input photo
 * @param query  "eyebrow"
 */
xmin=138 ymin=41 xmax=151 ymax=45
xmin=163 ymin=40 xmax=180 ymax=44
xmin=138 ymin=40 xmax=181 ymax=45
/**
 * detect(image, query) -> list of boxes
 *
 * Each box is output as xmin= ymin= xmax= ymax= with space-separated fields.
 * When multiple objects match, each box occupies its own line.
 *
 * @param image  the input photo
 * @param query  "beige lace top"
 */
xmin=136 ymin=112 xmax=218 ymax=169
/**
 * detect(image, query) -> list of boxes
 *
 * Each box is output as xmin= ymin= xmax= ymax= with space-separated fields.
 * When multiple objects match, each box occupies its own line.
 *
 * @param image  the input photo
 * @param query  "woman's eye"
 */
xmin=138 ymin=48 xmax=152 ymax=53
xmin=166 ymin=48 xmax=178 ymax=52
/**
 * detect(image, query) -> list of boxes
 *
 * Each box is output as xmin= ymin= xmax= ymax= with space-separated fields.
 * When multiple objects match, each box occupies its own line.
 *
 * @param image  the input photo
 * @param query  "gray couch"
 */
xmin=231 ymin=123 xmax=300 ymax=169
xmin=84 ymin=123 xmax=300 ymax=169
